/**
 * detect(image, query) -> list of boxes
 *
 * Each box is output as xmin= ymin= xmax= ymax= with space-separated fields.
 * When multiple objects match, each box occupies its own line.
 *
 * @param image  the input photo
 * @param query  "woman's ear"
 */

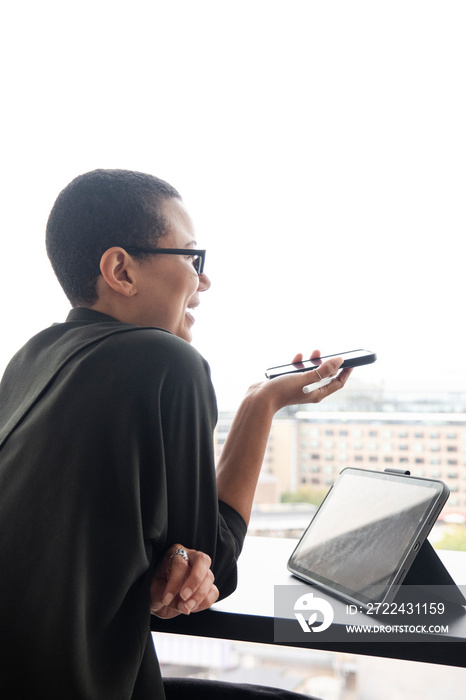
xmin=99 ymin=247 xmax=138 ymax=297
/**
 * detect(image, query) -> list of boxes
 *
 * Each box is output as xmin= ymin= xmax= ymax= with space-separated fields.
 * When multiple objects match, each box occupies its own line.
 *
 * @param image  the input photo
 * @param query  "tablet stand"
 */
xmin=399 ymin=538 xmax=466 ymax=606
xmin=384 ymin=468 xmax=466 ymax=607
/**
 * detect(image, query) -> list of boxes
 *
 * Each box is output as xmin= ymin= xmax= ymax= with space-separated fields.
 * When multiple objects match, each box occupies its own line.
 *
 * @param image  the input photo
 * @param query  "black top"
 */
xmin=0 ymin=308 xmax=247 ymax=699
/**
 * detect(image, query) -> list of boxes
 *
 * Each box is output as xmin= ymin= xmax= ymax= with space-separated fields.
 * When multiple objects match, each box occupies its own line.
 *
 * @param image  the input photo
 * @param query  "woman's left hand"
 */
xmin=250 ymin=349 xmax=353 ymax=414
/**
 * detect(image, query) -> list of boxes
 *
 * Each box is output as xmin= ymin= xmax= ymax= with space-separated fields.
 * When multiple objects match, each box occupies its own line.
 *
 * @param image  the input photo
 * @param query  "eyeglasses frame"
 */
xmin=124 ymin=247 xmax=206 ymax=275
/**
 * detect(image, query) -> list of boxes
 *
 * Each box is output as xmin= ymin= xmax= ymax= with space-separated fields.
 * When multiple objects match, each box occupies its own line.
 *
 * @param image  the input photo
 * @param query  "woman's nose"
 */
xmin=198 ymin=272 xmax=211 ymax=291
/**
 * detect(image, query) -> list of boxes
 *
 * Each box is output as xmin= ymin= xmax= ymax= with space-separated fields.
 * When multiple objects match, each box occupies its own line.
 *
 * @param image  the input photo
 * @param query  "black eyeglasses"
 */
xmin=125 ymin=247 xmax=206 ymax=275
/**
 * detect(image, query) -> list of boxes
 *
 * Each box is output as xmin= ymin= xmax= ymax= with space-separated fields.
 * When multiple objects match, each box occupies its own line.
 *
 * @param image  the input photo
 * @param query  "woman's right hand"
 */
xmin=150 ymin=544 xmax=219 ymax=619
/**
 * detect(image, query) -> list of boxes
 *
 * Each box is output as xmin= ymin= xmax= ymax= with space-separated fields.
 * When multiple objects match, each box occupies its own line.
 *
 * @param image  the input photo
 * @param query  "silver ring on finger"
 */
xmin=169 ymin=547 xmax=189 ymax=563
xmin=315 ymin=369 xmax=324 ymax=381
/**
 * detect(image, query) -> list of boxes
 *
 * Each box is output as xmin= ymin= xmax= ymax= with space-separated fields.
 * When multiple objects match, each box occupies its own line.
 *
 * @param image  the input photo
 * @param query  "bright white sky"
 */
xmin=1 ymin=1 xmax=465 ymax=409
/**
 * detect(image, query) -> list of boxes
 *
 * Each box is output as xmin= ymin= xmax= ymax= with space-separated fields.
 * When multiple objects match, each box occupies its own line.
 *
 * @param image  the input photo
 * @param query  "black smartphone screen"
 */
xmin=265 ymin=349 xmax=376 ymax=379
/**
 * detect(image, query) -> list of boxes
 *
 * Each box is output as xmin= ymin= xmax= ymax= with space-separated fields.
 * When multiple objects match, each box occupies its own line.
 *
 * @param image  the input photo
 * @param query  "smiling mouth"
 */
xmin=185 ymin=305 xmax=198 ymax=323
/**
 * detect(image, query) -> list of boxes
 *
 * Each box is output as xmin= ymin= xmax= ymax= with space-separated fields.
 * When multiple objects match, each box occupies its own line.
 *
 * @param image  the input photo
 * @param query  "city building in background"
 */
xmin=215 ymin=382 xmax=466 ymax=523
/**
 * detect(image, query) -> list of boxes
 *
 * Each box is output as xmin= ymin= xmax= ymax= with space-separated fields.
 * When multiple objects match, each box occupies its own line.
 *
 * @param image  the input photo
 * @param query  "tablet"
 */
xmin=287 ymin=467 xmax=449 ymax=609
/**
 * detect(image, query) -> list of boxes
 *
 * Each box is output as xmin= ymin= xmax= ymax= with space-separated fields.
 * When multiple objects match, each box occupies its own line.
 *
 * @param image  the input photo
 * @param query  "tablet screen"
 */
xmin=288 ymin=468 xmax=449 ymax=605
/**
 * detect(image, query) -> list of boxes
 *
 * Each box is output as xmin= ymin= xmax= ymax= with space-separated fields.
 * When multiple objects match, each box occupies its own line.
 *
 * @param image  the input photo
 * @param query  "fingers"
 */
xmin=289 ymin=354 xmax=349 ymax=400
xmin=305 ymin=355 xmax=343 ymax=383
xmin=179 ymin=571 xmax=219 ymax=615
xmin=262 ymin=352 xmax=350 ymax=412
xmin=160 ymin=547 xmax=191 ymax=607
xmin=159 ymin=546 xmax=219 ymax=616
xmin=179 ymin=550 xmax=211 ymax=601
xmin=290 ymin=353 xmax=305 ymax=369
xmin=329 ymin=366 xmax=353 ymax=390
xmin=290 ymin=350 xmax=320 ymax=366
xmin=303 ymin=364 xmax=353 ymax=403
xmin=177 ymin=550 xmax=218 ymax=614
xmin=150 ymin=571 xmax=183 ymax=619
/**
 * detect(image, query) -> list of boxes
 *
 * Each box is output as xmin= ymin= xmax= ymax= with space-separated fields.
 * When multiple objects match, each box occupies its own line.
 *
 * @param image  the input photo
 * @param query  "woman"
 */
xmin=0 ymin=169 xmax=351 ymax=698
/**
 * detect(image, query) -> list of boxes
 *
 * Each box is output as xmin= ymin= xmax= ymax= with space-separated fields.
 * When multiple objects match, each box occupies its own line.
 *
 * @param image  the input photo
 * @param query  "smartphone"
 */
xmin=265 ymin=349 xmax=376 ymax=379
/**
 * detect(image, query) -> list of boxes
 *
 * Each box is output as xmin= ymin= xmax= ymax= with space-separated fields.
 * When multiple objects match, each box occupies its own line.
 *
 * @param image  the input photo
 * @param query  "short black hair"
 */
xmin=46 ymin=169 xmax=181 ymax=306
